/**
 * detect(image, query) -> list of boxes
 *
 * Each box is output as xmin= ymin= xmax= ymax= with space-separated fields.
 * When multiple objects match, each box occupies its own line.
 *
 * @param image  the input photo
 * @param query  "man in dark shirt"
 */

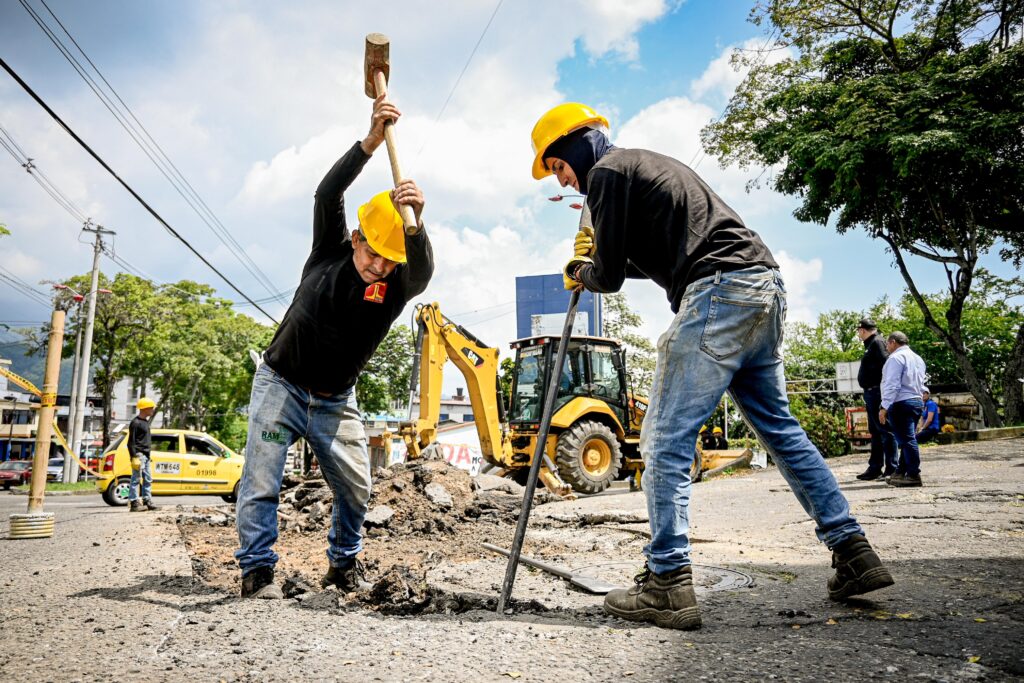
xmin=235 ymin=95 xmax=433 ymax=599
xmin=127 ymin=397 xmax=156 ymax=513
xmin=856 ymin=318 xmax=898 ymax=479
xmin=530 ymin=103 xmax=891 ymax=630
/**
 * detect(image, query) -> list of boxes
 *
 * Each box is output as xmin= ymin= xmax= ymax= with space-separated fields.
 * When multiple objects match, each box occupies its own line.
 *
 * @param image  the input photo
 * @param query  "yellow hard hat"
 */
xmin=137 ymin=397 xmax=156 ymax=410
xmin=357 ymin=191 xmax=407 ymax=264
xmin=712 ymin=427 xmax=723 ymax=435
xmin=699 ymin=425 xmax=708 ymax=433
xmin=530 ymin=103 xmax=609 ymax=180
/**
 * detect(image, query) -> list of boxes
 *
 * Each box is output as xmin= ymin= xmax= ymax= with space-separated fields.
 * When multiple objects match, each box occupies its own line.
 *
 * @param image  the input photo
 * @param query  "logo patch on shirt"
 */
xmin=261 ymin=430 xmax=288 ymax=444
xmin=364 ymin=282 xmax=387 ymax=304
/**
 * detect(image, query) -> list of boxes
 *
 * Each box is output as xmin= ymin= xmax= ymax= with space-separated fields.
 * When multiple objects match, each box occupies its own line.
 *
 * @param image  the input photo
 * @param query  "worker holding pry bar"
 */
xmin=529 ymin=103 xmax=892 ymax=630
xmin=235 ymin=94 xmax=433 ymax=599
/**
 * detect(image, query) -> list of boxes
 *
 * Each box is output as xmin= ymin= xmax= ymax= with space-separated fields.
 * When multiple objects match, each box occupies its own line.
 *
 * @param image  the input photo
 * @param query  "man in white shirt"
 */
xmin=878 ymin=331 xmax=927 ymax=487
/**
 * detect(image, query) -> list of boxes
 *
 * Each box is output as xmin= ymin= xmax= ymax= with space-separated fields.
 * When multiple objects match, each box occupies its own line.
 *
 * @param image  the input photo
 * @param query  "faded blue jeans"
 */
xmin=128 ymin=453 xmax=151 ymax=502
xmin=235 ymin=363 xmax=372 ymax=577
xmin=640 ymin=266 xmax=863 ymax=573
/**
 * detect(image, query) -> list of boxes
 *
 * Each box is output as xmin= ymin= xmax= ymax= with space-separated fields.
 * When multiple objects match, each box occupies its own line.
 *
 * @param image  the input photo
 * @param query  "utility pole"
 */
xmin=66 ymin=302 xmax=83 ymax=457
xmin=67 ymin=222 xmax=115 ymax=483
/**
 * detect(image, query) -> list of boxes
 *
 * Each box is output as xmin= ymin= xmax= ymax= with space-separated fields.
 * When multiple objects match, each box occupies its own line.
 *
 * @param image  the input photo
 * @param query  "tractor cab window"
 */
xmin=555 ymin=346 xmax=587 ymax=412
xmin=510 ymin=347 xmax=545 ymax=421
xmin=588 ymin=346 xmax=622 ymax=403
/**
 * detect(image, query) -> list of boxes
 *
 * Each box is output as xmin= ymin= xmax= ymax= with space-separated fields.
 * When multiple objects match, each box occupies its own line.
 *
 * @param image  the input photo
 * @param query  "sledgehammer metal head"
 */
xmin=364 ymin=33 xmax=390 ymax=97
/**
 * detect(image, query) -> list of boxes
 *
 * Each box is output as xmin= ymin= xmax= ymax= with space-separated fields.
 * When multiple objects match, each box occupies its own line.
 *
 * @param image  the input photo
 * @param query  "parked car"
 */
xmin=47 ymin=457 xmax=64 ymax=481
xmin=0 ymin=460 xmax=31 ymax=489
xmin=95 ymin=429 xmax=245 ymax=506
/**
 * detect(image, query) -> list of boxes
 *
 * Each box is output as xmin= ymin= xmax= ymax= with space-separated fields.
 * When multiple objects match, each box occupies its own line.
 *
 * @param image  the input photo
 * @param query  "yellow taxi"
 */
xmin=96 ymin=428 xmax=245 ymax=506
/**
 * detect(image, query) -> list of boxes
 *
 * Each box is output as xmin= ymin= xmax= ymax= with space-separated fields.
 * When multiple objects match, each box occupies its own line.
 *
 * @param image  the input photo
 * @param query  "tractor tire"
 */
xmin=555 ymin=420 xmax=621 ymax=495
xmin=690 ymin=448 xmax=703 ymax=483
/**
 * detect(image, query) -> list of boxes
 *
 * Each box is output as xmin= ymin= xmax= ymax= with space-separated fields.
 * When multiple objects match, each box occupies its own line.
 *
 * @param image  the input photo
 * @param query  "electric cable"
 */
xmin=413 ymin=0 xmax=504 ymax=167
xmin=22 ymin=0 xmax=281 ymax=299
xmin=0 ymin=266 xmax=51 ymax=307
xmin=0 ymin=56 xmax=279 ymax=324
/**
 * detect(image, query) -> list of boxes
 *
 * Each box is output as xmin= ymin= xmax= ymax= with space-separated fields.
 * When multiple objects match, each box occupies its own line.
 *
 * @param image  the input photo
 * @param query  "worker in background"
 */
xmin=235 ymin=94 xmax=434 ymax=599
xmin=699 ymin=425 xmax=714 ymax=451
xmin=127 ymin=397 xmax=157 ymax=513
xmin=855 ymin=318 xmax=898 ymax=480
xmin=916 ymin=389 xmax=940 ymax=444
xmin=710 ymin=426 xmax=729 ymax=450
xmin=530 ymin=103 xmax=892 ymax=630
xmin=879 ymin=332 xmax=927 ymax=487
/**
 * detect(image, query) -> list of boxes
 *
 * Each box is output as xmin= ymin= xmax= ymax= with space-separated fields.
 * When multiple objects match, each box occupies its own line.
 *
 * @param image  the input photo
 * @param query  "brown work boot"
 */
xmin=603 ymin=564 xmax=701 ymax=630
xmin=888 ymin=473 xmax=922 ymax=487
xmin=827 ymin=533 xmax=894 ymax=601
xmin=321 ymin=558 xmax=371 ymax=593
xmin=143 ymin=498 xmax=158 ymax=511
xmin=241 ymin=566 xmax=283 ymax=599
xmin=129 ymin=500 xmax=143 ymax=512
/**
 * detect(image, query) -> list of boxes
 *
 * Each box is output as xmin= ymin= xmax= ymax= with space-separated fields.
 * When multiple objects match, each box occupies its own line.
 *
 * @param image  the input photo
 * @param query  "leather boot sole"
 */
xmin=828 ymin=565 xmax=894 ymax=601
xmin=604 ymin=603 xmax=702 ymax=630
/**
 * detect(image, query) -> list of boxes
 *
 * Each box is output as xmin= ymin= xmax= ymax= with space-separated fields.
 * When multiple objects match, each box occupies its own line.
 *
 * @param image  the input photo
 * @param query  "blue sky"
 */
xmin=0 ymin=0 xmax=1018 ymax=359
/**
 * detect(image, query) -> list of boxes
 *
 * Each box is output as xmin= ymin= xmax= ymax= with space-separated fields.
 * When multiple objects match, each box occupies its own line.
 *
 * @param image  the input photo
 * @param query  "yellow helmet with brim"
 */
xmin=357 ymin=191 xmax=407 ymax=264
xmin=530 ymin=103 xmax=609 ymax=180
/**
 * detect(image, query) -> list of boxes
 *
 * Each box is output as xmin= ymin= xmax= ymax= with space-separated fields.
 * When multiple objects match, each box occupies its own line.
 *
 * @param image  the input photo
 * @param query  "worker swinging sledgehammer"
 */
xmin=529 ymin=103 xmax=894 ymax=630
xmin=234 ymin=41 xmax=434 ymax=599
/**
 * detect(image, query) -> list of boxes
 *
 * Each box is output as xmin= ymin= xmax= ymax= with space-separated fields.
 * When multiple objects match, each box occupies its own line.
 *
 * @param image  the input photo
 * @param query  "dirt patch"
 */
xmin=177 ymin=459 xmax=576 ymax=611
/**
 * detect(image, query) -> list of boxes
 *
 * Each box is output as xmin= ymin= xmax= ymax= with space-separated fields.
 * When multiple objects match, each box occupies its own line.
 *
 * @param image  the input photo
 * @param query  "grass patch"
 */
xmin=14 ymin=481 xmax=95 ymax=492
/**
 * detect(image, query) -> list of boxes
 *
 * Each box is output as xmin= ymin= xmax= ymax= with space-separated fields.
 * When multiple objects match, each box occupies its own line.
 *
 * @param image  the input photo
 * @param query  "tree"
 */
xmin=602 ymin=292 xmax=657 ymax=396
xmin=0 ymin=223 xmax=9 ymax=237
xmin=357 ymin=324 xmax=414 ymax=413
xmin=704 ymin=0 xmax=1024 ymax=426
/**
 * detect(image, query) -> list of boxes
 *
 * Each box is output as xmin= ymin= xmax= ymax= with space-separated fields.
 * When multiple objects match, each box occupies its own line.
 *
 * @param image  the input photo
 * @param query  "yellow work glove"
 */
xmin=573 ymin=226 xmax=595 ymax=258
xmin=562 ymin=255 xmax=593 ymax=290
xmin=130 ymin=456 xmax=141 ymax=471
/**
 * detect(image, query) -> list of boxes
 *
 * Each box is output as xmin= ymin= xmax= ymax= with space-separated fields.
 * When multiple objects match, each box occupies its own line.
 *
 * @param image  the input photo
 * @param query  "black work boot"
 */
xmin=856 ymin=469 xmax=883 ymax=481
xmin=241 ymin=566 xmax=284 ymax=599
xmin=603 ymin=564 xmax=701 ymax=630
xmin=321 ymin=558 xmax=371 ymax=593
xmin=129 ymin=500 xmax=143 ymax=512
xmin=888 ymin=473 xmax=922 ymax=487
xmin=143 ymin=498 xmax=158 ymax=511
xmin=828 ymin=533 xmax=894 ymax=601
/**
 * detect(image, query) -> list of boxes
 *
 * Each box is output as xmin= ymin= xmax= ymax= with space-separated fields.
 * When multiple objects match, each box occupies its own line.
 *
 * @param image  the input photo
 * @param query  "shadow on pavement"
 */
xmin=71 ymin=574 xmax=234 ymax=613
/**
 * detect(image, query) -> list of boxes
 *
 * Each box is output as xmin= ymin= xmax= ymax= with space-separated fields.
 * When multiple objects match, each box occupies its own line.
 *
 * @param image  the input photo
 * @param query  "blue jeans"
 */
xmin=235 ymin=363 xmax=372 ymax=576
xmin=128 ymin=453 xmax=151 ymax=502
xmin=887 ymin=398 xmax=923 ymax=476
xmin=863 ymin=387 xmax=897 ymax=474
xmin=639 ymin=266 xmax=862 ymax=573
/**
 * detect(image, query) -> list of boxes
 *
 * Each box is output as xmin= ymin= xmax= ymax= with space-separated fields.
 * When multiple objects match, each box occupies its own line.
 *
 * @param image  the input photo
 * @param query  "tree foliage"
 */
xmin=357 ymin=324 xmax=414 ymax=414
xmin=704 ymin=0 xmax=1024 ymax=426
xmin=602 ymin=292 xmax=657 ymax=397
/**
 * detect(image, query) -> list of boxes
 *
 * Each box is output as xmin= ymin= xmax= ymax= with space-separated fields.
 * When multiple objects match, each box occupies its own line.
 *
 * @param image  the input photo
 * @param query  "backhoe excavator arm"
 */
xmin=398 ymin=302 xmax=571 ymax=497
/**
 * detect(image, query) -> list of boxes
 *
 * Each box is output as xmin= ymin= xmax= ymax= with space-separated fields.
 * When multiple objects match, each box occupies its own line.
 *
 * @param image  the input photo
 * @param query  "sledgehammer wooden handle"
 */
xmin=365 ymin=33 xmax=419 ymax=235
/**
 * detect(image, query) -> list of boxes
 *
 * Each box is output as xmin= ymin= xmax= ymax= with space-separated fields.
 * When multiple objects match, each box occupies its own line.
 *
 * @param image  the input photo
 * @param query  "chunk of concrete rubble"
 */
xmin=424 ymin=482 xmax=453 ymax=509
xmin=363 ymin=505 xmax=395 ymax=528
xmin=282 ymin=575 xmax=315 ymax=598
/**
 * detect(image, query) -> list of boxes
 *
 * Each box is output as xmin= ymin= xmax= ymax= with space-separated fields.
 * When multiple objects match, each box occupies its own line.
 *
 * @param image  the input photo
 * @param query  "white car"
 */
xmin=46 ymin=457 xmax=64 ymax=481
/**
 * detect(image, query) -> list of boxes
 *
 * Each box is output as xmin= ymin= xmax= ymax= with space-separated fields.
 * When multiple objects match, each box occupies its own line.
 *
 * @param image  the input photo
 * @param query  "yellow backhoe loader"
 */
xmin=399 ymin=302 xmax=703 ymax=496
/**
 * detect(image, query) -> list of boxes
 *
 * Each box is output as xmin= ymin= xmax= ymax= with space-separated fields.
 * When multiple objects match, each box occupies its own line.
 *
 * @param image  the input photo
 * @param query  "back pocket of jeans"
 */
xmin=700 ymin=295 xmax=769 ymax=360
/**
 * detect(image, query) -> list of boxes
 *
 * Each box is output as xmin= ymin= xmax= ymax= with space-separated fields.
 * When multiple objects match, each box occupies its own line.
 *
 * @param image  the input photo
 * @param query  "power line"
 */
xmin=413 ymin=0 xmax=504 ymax=166
xmin=21 ymin=0 xmax=282 ymax=299
xmin=0 ymin=265 xmax=50 ymax=307
xmin=0 ymin=124 xmax=89 ymax=223
xmin=0 ymin=56 xmax=279 ymax=324
xmin=688 ymin=27 xmax=779 ymax=172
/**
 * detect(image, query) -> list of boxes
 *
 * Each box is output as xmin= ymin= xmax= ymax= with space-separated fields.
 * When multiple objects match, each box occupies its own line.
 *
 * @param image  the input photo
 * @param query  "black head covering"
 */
xmin=543 ymin=127 xmax=614 ymax=195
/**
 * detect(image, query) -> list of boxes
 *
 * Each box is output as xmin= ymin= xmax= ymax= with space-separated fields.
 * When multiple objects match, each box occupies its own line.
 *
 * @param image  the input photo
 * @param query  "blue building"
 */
xmin=515 ymin=274 xmax=602 ymax=339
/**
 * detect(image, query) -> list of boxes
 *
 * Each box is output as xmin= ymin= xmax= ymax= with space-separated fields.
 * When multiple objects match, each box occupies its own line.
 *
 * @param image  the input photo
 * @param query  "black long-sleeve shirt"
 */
xmin=578 ymin=148 xmax=778 ymax=312
xmin=263 ymin=142 xmax=434 ymax=394
xmin=858 ymin=333 xmax=889 ymax=389
xmin=127 ymin=415 xmax=151 ymax=457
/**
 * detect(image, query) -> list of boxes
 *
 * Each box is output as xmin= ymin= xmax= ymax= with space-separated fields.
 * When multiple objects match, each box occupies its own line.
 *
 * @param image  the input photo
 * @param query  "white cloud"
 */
xmin=690 ymin=37 xmax=793 ymax=103
xmin=774 ymin=250 xmax=823 ymax=323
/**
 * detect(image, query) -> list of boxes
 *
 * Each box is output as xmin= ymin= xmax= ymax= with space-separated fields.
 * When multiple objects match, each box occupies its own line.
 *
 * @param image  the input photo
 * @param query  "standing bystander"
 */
xmin=128 ymin=397 xmax=157 ymax=512
xmin=879 ymin=332 xmax=927 ymax=487
xmin=855 ymin=318 xmax=897 ymax=480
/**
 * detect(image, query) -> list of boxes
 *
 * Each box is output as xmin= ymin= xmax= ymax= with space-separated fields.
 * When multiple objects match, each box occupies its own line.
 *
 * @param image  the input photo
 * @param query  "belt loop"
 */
xmin=714 ymin=270 xmax=722 ymax=285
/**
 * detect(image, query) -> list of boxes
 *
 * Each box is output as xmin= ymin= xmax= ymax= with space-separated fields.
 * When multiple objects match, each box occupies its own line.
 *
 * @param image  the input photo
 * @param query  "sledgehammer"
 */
xmin=364 ymin=32 xmax=419 ymax=235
